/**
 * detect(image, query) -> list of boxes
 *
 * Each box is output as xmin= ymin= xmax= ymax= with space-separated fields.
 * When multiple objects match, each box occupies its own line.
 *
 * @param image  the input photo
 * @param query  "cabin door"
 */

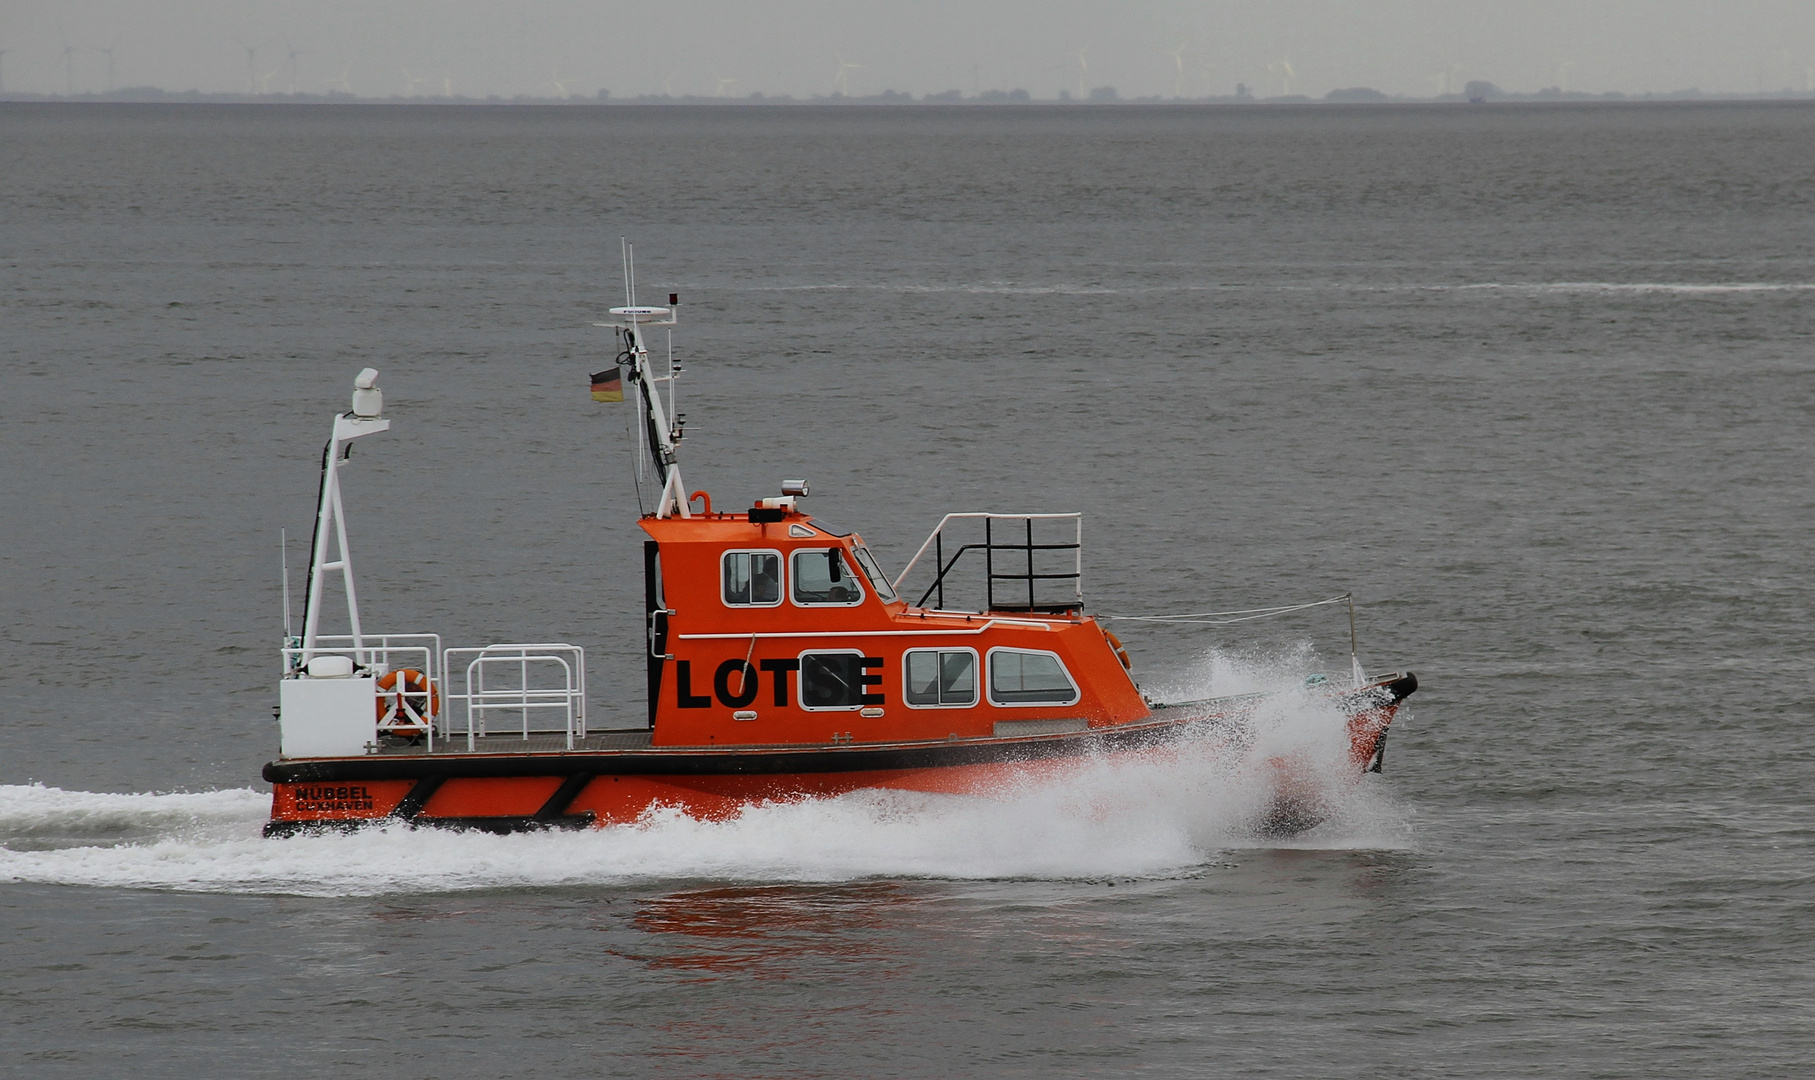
xmin=644 ymin=540 xmax=667 ymax=727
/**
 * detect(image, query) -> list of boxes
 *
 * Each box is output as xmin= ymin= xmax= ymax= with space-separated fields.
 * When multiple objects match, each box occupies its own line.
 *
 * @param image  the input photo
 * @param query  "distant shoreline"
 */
xmin=5 ymin=88 xmax=1815 ymax=108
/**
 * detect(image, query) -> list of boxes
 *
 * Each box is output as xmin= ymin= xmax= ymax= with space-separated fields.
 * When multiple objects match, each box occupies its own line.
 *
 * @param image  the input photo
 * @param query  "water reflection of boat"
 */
xmin=262 ymin=262 xmax=1415 ymax=837
xmin=631 ymin=884 xmax=917 ymax=974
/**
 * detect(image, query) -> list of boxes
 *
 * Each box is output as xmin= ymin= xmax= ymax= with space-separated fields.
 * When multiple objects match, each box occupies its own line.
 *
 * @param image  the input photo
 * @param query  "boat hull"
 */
xmin=262 ymin=673 xmax=1416 ymax=837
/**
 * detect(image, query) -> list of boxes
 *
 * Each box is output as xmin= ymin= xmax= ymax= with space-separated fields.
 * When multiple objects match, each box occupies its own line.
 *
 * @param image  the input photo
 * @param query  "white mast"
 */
xmin=298 ymin=368 xmax=391 ymax=665
xmin=597 ymin=243 xmax=689 ymax=518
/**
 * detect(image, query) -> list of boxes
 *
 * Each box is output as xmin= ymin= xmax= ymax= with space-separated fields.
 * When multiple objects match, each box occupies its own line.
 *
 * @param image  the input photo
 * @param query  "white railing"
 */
xmin=278 ymin=634 xmax=587 ymax=754
xmin=281 ymin=633 xmax=441 ymax=678
xmin=281 ymin=632 xmax=445 ymax=745
xmin=441 ymin=643 xmax=587 ymax=751
xmin=892 ymin=512 xmax=1084 ymax=614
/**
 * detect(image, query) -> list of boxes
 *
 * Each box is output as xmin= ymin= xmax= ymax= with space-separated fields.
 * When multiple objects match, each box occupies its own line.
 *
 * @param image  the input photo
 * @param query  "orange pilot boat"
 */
xmin=263 ymin=265 xmax=1416 ymax=837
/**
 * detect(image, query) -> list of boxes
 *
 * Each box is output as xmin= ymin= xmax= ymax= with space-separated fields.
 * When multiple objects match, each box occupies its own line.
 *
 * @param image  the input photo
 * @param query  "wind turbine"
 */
xmin=97 ymin=44 xmax=115 ymax=92
xmin=233 ymin=38 xmax=268 ymax=95
xmin=833 ymin=54 xmax=859 ymax=96
xmin=63 ymin=43 xmax=77 ymax=95
xmin=1266 ymin=57 xmax=1295 ymax=96
xmin=442 ymin=76 xmax=453 ymax=98
xmin=0 ymin=49 xmax=9 ymax=94
xmin=661 ymin=71 xmax=677 ymax=96
xmin=1074 ymin=50 xmax=1088 ymax=99
xmin=1164 ymin=41 xmax=1187 ymax=98
xmin=56 ymin=22 xmax=76 ymax=96
xmin=1553 ymin=59 xmax=1577 ymax=93
xmin=716 ymin=75 xmax=738 ymax=97
xmin=328 ymin=65 xmax=352 ymax=94
xmin=546 ymin=68 xmax=571 ymax=98
xmin=280 ymin=34 xmax=301 ymax=94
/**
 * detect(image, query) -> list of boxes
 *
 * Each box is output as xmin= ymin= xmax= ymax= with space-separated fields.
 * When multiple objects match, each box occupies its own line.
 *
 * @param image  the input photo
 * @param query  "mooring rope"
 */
xmin=1099 ymin=594 xmax=1351 ymax=626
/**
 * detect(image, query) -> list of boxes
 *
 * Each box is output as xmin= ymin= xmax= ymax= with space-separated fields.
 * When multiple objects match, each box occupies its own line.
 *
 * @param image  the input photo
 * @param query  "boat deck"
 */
xmin=378 ymin=729 xmax=656 ymax=756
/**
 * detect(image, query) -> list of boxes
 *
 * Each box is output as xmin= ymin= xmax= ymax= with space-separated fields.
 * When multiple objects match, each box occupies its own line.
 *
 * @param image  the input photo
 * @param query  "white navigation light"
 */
xmin=351 ymin=368 xmax=383 ymax=417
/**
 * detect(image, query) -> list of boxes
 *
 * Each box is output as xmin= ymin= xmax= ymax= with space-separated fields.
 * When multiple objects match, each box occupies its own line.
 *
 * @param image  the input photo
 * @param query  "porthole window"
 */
xmin=904 ymin=649 xmax=977 ymax=707
xmin=722 ymin=550 xmax=783 ymax=607
xmin=986 ymin=648 xmax=1080 ymax=706
xmin=791 ymin=548 xmax=865 ymax=606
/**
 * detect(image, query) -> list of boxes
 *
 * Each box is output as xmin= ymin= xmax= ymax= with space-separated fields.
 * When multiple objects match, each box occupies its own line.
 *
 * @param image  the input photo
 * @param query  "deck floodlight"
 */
xmin=782 ymin=479 xmax=810 ymax=497
xmin=351 ymin=368 xmax=383 ymax=417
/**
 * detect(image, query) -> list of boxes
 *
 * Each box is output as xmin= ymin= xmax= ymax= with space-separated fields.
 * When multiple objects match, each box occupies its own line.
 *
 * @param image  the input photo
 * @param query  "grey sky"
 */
xmin=8 ymin=1 xmax=1815 ymax=99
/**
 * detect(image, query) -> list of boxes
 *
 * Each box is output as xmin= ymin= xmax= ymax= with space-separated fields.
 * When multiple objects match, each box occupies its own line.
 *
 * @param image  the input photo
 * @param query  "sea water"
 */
xmin=3 ymin=101 xmax=1814 ymax=1077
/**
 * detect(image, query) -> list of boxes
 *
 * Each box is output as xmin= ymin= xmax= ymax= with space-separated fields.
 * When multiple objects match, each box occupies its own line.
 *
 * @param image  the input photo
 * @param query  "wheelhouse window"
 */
xmin=792 ymin=548 xmax=864 ymax=606
xmin=722 ymin=550 xmax=782 ymax=607
xmin=904 ymin=649 xmax=977 ymax=707
xmin=799 ymin=651 xmax=884 ymax=710
xmin=852 ymin=545 xmax=899 ymax=603
xmin=987 ymin=649 xmax=1080 ymax=706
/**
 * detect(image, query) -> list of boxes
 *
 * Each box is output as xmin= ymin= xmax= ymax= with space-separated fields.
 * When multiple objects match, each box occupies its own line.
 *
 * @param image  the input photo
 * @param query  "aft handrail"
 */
xmin=441 ymin=643 xmax=587 ymax=751
xmin=281 ymin=632 xmax=442 ymax=676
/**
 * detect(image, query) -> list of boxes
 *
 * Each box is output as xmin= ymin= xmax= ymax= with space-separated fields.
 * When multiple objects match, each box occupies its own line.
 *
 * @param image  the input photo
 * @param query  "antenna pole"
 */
xmin=621 ymin=237 xmax=632 ymax=308
xmin=281 ymin=528 xmax=292 ymax=639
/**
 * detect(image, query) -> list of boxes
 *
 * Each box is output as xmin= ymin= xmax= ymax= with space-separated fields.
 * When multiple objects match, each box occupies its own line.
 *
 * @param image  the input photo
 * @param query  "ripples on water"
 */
xmin=4 ymin=101 xmax=1815 ymax=1076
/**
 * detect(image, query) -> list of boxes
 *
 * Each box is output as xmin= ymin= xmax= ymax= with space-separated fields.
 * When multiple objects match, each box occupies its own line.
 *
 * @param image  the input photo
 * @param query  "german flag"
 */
xmin=590 ymin=367 xmax=623 ymax=403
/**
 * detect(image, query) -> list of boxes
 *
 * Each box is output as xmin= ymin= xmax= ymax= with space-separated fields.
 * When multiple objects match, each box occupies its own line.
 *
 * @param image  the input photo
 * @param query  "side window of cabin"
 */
xmin=791 ymin=548 xmax=864 ymax=606
xmin=852 ymin=545 xmax=899 ymax=603
xmin=799 ymin=651 xmax=884 ymax=710
xmin=904 ymin=649 xmax=977 ymax=707
xmin=987 ymin=649 xmax=1080 ymax=706
xmin=722 ymin=550 xmax=782 ymax=607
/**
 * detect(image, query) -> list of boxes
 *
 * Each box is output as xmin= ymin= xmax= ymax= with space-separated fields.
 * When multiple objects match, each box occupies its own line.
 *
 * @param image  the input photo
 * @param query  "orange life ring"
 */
xmin=376 ymin=668 xmax=439 ymax=735
xmin=1104 ymin=631 xmax=1133 ymax=671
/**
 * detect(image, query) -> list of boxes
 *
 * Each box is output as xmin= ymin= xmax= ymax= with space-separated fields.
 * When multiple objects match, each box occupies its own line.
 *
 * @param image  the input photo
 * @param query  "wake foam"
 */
xmin=0 ymin=783 xmax=268 ymax=841
xmin=0 ymin=654 xmax=1409 ymax=897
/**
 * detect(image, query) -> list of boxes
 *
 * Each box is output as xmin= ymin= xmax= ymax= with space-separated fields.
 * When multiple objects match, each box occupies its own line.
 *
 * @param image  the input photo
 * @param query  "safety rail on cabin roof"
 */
xmin=891 ymin=513 xmax=1083 ymax=616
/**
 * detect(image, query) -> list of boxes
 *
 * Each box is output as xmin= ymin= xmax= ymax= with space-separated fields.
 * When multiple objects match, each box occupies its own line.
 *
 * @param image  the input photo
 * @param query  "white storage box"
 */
xmin=279 ymin=676 xmax=377 ymax=758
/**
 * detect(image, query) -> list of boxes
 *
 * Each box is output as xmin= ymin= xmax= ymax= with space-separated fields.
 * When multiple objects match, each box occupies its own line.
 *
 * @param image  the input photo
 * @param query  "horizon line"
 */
xmin=7 ymin=86 xmax=1815 ymax=107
